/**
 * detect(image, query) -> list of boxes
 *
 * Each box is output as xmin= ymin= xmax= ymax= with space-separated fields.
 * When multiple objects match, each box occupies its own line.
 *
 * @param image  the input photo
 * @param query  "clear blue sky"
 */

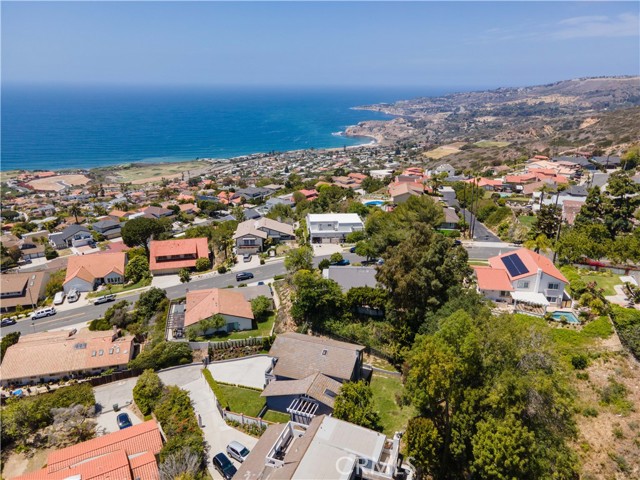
xmin=2 ymin=1 xmax=638 ymax=88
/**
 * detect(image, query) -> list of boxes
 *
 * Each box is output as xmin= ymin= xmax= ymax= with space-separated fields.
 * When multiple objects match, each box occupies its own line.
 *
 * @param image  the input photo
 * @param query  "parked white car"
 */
xmin=31 ymin=307 xmax=56 ymax=319
xmin=53 ymin=291 xmax=66 ymax=305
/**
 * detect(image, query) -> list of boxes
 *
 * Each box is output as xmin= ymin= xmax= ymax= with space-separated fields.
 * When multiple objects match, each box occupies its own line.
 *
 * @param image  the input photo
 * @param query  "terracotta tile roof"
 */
xmin=16 ymin=450 xmax=132 ymax=480
xmin=47 ymin=420 xmax=163 ymax=472
xmin=129 ymin=451 xmax=161 ymax=480
xmin=64 ymin=252 xmax=126 ymax=285
xmin=389 ymin=181 xmax=423 ymax=198
xmin=185 ymin=288 xmax=254 ymax=327
xmin=0 ymin=271 xmax=48 ymax=310
xmin=149 ymin=238 xmax=209 ymax=272
xmin=488 ymin=248 xmax=567 ymax=283
xmin=473 ymin=266 xmax=514 ymax=291
xmin=269 ymin=333 xmax=364 ymax=382
xmin=0 ymin=328 xmax=135 ymax=382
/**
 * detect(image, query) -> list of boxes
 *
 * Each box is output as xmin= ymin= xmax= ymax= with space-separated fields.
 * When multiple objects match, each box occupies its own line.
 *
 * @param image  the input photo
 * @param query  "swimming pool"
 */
xmin=550 ymin=311 xmax=581 ymax=324
xmin=364 ymin=200 xmax=385 ymax=206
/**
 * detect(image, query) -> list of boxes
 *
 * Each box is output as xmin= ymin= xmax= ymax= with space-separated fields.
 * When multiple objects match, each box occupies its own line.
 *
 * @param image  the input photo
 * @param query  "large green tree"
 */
xmin=121 ymin=217 xmax=165 ymax=255
xmin=376 ymin=224 xmax=470 ymax=333
xmin=332 ymin=381 xmax=382 ymax=432
xmin=284 ymin=246 xmax=313 ymax=273
xmin=125 ymin=255 xmax=150 ymax=283
xmin=290 ymin=270 xmax=345 ymax=328
xmin=133 ymin=369 xmax=165 ymax=415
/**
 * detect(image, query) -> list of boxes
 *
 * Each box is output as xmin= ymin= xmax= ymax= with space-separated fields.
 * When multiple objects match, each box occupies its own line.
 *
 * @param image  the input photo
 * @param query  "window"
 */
xmin=500 ymin=291 xmax=509 ymax=297
xmin=548 ymin=283 xmax=560 ymax=290
xmin=546 ymin=296 xmax=557 ymax=303
xmin=517 ymin=281 xmax=530 ymax=289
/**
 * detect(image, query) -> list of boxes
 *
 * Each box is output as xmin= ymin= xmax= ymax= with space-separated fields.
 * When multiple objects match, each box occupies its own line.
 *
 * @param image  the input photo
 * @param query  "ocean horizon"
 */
xmin=2 ymin=85 xmax=457 ymax=172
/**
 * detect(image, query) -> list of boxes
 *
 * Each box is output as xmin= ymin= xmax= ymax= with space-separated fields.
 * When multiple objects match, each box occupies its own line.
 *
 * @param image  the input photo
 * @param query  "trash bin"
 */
xmin=113 ymin=403 xmax=120 ymax=412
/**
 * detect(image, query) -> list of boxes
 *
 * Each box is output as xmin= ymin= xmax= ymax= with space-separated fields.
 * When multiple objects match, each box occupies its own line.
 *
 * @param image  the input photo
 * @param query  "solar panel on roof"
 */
xmin=501 ymin=253 xmax=529 ymax=277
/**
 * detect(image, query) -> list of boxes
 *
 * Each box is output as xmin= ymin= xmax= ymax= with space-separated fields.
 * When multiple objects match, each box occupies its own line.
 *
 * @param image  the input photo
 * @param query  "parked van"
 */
xmin=31 ymin=307 xmax=56 ymax=319
xmin=67 ymin=289 xmax=80 ymax=303
xmin=53 ymin=291 xmax=66 ymax=305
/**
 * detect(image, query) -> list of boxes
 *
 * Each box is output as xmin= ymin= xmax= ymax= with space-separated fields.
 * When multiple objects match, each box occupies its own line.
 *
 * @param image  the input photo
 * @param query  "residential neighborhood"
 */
xmin=1 ymin=143 xmax=640 ymax=480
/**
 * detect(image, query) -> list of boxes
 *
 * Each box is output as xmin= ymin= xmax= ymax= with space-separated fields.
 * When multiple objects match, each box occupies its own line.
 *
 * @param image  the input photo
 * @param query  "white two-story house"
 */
xmin=473 ymin=248 xmax=569 ymax=313
xmin=306 ymin=213 xmax=364 ymax=244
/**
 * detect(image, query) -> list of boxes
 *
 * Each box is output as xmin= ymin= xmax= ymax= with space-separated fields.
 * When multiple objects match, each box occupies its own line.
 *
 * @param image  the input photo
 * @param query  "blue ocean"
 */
xmin=1 ymin=85 xmax=451 ymax=171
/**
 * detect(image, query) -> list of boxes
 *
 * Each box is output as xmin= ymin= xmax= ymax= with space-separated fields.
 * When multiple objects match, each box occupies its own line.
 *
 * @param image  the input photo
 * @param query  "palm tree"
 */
xmin=69 ymin=204 xmax=81 ymax=224
xmin=524 ymin=234 xmax=552 ymax=254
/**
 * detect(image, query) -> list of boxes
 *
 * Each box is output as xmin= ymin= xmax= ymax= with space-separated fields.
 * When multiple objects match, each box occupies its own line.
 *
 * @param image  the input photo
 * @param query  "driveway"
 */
xmin=182 ymin=374 xmax=258 ymax=479
xmin=208 ymin=356 xmax=273 ymax=389
xmin=96 ymin=406 xmax=142 ymax=434
xmin=312 ymin=243 xmax=345 ymax=256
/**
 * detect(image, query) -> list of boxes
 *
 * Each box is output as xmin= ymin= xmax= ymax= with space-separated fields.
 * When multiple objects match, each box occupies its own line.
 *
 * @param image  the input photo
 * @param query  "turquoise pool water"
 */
xmin=364 ymin=200 xmax=385 ymax=206
xmin=550 ymin=311 xmax=580 ymax=324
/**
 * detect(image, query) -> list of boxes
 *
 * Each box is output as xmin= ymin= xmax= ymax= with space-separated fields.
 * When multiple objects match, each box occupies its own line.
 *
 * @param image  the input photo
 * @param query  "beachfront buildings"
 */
xmin=0 ymin=328 xmax=135 ymax=386
xmin=306 ymin=213 xmax=364 ymax=244
xmin=63 ymin=252 xmax=127 ymax=293
xmin=148 ymin=238 xmax=210 ymax=275
xmin=233 ymin=217 xmax=295 ymax=255
xmin=473 ymin=248 xmax=569 ymax=313
xmin=0 ymin=271 xmax=49 ymax=313
xmin=235 ymin=415 xmax=404 ymax=480
xmin=13 ymin=420 xmax=163 ymax=480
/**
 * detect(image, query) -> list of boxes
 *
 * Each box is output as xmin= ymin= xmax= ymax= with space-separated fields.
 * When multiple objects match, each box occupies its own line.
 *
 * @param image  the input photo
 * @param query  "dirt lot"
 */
xmin=573 ymin=347 xmax=640 ymax=479
xmin=27 ymin=174 xmax=90 ymax=192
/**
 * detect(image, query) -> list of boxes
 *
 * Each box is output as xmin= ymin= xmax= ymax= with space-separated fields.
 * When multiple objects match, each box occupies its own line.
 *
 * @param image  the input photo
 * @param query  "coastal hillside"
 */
xmin=345 ymin=76 xmax=640 ymax=168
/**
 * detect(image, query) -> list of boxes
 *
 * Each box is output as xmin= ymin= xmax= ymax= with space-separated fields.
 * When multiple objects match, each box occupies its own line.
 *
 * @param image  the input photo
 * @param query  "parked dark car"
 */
xmin=236 ymin=272 xmax=254 ymax=282
xmin=212 ymin=453 xmax=237 ymax=480
xmin=332 ymin=259 xmax=350 ymax=266
xmin=1 ymin=318 xmax=17 ymax=327
xmin=117 ymin=412 xmax=132 ymax=430
xmin=349 ymin=246 xmax=357 ymax=253
xmin=453 ymin=240 xmax=462 ymax=246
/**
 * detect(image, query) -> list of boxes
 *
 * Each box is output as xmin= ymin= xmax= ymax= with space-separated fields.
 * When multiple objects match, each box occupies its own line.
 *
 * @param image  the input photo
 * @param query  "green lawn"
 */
xmin=518 ymin=215 xmax=536 ymax=228
xmin=262 ymin=410 xmax=291 ymax=423
xmin=579 ymin=274 xmax=622 ymax=296
xmin=370 ymin=373 xmax=415 ymax=436
xmin=468 ymin=260 xmax=489 ymax=266
xmin=87 ymin=278 xmax=152 ymax=298
xmin=217 ymin=384 xmax=265 ymax=417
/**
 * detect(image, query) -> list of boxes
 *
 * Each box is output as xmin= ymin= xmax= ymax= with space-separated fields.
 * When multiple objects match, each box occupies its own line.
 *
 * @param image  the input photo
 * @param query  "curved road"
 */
xmin=2 ymin=242 xmax=516 ymax=336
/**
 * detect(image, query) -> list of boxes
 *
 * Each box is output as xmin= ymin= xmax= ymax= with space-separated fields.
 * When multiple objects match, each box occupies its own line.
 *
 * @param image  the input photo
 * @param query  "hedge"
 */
xmin=202 ymin=368 xmax=229 ymax=409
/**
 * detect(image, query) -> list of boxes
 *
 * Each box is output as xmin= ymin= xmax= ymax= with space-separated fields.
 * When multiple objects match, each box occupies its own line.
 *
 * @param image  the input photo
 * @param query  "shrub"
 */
xmin=154 ymin=386 xmax=204 ymax=463
xmin=251 ymin=296 xmax=272 ymax=323
xmin=582 ymin=407 xmax=599 ymax=417
xmin=195 ymin=257 xmax=211 ymax=272
xmin=88 ymin=318 xmax=112 ymax=331
xmin=217 ymin=265 xmax=227 ymax=274
xmin=128 ymin=341 xmax=192 ymax=371
xmin=202 ymin=368 xmax=229 ymax=409
xmin=571 ymin=354 xmax=588 ymax=370
xmin=1 ymin=331 xmax=20 ymax=361
xmin=133 ymin=369 xmax=165 ymax=415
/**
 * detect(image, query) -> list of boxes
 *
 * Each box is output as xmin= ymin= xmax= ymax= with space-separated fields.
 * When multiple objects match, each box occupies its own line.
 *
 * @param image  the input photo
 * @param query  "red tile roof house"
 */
xmin=13 ymin=420 xmax=163 ymax=480
xmin=0 ymin=328 xmax=135 ymax=387
xmin=184 ymin=287 xmax=254 ymax=334
xmin=63 ymin=252 xmax=127 ymax=293
xmin=473 ymin=248 xmax=569 ymax=314
xmin=149 ymin=237 xmax=210 ymax=275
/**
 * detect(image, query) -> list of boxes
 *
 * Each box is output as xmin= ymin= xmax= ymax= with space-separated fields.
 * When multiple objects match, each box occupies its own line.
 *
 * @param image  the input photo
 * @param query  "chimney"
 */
xmin=534 ymin=268 xmax=542 ymax=292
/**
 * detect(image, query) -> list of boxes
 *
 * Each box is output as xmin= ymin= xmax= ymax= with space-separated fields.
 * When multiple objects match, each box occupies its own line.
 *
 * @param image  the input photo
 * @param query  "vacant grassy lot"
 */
xmin=424 ymin=145 xmax=461 ymax=159
xmin=474 ymin=140 xmax=511 ymax=148
xmin=103 ymin=160 xmax=207 ymax=184
xmin=218 ymin=384 xmax=264 ymax=417
xmin=579 ymin=273 xmax=622 ymax=296
xmin=370 ymin=373 xmax=415 ymax=436
xmin=211 ymin=313 xmax=275 ymax=341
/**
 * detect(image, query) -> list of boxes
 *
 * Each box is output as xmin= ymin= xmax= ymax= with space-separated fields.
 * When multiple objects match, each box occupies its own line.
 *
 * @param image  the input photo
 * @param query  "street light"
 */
xmin=27 ymin=275 xmax=36 ymax=310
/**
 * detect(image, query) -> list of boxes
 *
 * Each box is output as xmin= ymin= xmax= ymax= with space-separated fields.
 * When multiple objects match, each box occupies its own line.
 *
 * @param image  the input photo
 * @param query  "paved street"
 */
xmin=2 ymin=238 xmax=515 ymax=336
xmin=92 ymin=363 xmax=257 ymax=479
xmin=460 ymin=210 xmax=501 ymax=242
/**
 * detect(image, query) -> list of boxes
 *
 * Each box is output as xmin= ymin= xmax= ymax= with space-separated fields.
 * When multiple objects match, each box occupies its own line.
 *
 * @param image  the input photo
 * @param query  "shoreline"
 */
xmin=0 ymin=131 xmax=381 ymax=177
